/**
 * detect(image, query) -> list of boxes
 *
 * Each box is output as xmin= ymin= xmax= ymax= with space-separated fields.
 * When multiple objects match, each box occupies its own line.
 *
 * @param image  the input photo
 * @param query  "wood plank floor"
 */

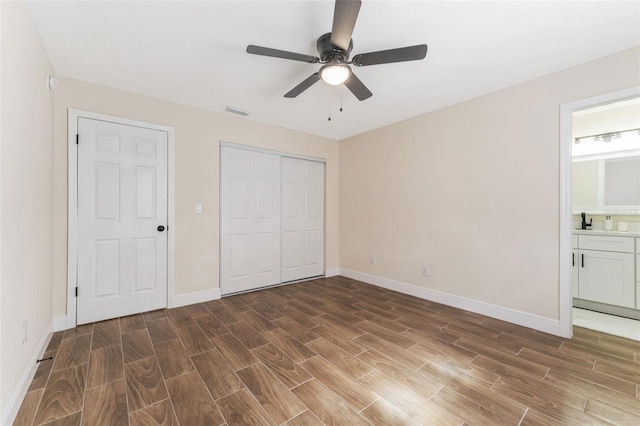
xmin=14 ymin=276 xmax=640 ymax=425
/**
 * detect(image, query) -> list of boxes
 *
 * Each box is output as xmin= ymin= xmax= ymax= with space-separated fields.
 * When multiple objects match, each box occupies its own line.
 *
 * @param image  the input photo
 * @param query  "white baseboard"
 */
xmin=169 ymin=288 xmax=221 ymax=308
xmin=325 ymin=267 xmax=340 ymax=277
xmin=57 ymin=289 xmax=223 ymax=329
xmin=1 ymin=322 xmax=53 ymax=426
xmin=339 ymin=268 xmax=561 ymax=336
xmin=53 ymin=315 xmax=69 ymax=331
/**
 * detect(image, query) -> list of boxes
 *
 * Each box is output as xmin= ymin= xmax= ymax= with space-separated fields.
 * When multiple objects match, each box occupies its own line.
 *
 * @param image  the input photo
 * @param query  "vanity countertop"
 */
xmin=573 ymin=229 xmax=640 ymax=237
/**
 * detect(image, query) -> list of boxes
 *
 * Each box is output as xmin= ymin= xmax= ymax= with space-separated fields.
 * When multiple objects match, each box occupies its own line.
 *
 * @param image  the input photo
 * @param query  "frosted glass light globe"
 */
xmin=320 ymin=63 xmax=350 ymax=85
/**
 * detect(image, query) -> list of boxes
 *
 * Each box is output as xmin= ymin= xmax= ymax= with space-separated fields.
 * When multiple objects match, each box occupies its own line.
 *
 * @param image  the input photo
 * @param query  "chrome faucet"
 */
xmin=580 ymin=212 xmax=592 ymax=230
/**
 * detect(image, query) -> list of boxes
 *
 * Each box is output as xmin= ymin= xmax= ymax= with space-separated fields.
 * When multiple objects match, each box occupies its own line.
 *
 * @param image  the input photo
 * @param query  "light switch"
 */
xmin=195 ymin=203 xmax=202 ymax=214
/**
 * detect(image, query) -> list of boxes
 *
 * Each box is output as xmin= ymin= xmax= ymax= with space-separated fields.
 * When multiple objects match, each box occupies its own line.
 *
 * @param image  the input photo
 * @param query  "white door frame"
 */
xmin=67 ymin=109 xmax=175 ymax=329
xmin=219 ymin=141 xmax=327 ymax=164
xmin=558 ymin=86 xmax=640 ymax=338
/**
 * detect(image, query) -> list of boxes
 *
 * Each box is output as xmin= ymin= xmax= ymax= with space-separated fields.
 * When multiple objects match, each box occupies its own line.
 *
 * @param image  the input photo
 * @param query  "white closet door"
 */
xmin=220 ymin=147 xmax=281 ymax=294
xmin=281 ymin=157 xmax=325 ymax=282
xmin=77 ymin=118 xmax=168 ymax=324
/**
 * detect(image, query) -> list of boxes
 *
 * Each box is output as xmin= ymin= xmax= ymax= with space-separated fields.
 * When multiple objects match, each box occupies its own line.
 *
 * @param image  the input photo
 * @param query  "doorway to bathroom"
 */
xmin=560 ymin=87 xmax=640 ymax=340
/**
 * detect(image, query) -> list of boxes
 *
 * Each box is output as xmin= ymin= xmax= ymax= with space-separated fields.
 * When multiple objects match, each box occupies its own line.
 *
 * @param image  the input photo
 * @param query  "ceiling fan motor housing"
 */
xmin=317 ymin=32 xmax=352 ymax=63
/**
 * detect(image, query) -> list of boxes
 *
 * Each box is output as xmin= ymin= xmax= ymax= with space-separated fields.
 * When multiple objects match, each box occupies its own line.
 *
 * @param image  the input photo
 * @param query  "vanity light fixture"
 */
xmin=573 ymin=128 xmax=639 ymax=144
xmin=602 ymin=133 xmax=620 ymax=143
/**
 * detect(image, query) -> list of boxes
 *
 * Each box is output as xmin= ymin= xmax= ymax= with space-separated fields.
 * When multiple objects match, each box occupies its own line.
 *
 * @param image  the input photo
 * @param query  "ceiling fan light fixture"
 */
xmin=320 ymin=62 xmax=350 ymax=85
xmin=246 ymin=0 xmax=427 ymax=101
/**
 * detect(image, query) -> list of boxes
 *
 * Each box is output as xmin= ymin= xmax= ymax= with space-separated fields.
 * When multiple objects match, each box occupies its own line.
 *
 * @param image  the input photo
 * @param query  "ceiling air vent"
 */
xmin=224 ymin=105 xmax=251 ymax=117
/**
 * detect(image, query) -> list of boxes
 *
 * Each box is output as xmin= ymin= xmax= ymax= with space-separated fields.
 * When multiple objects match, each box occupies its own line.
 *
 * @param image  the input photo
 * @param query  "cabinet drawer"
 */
xmin=637 ymin=238 xmax=640 ymax=254
xmin=578 ymin=235 xmax=634 ymax=253
xmin=572 ymin=235 xmax=578 ymax=249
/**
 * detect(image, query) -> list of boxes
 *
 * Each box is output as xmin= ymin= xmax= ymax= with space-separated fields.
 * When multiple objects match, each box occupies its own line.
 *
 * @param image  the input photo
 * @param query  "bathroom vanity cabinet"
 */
xmin=573 ymin=232 xmax=638 ymax=316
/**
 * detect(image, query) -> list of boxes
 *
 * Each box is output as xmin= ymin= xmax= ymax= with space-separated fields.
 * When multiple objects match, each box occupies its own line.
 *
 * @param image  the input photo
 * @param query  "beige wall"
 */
xmin=52 ymin=78 xmax=339 ymax=317
xmin=339 ymin=47 xmax=640 ymax=320
xmin=1 ymin=0 xmax=54 ymax=414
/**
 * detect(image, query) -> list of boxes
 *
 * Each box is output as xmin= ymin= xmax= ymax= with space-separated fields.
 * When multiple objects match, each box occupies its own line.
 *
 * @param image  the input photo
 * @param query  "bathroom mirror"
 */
xmin=572 ymin=96 xmax=640 ymax=215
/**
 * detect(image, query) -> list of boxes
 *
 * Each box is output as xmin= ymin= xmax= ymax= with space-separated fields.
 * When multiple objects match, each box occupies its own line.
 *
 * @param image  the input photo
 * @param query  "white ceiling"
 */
xmin=28 ymin=1 xmax=640 ymax=140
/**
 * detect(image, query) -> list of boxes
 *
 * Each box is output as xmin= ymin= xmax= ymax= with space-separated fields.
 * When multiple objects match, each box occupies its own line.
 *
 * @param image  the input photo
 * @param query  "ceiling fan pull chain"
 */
xmin=340 ymin=90 xmax=343 ymax=112
xmin=328 ymin=91 xmax=332 ymax=121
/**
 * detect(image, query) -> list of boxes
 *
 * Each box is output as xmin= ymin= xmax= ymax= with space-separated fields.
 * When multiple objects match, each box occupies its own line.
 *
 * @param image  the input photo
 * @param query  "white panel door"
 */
xmin=281 ymin=157 xmax=325 ymax=282
xmin=221 ymin=147 xmax=281 ymax=294
xmin=77 ymin=118 xmax=167 ymax=324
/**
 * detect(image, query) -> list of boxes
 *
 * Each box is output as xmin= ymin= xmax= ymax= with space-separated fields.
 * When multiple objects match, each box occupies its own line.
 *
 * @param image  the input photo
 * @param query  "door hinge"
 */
xmin=75 ymin=286 xmax=78 ymax=297
xmin=76 ymin=134 xmax=79 ymax=145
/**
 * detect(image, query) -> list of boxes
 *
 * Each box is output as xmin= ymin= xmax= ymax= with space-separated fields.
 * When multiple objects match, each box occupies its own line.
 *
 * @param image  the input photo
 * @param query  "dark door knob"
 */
xmin=157 ymin=225 xmax=165 ymax=232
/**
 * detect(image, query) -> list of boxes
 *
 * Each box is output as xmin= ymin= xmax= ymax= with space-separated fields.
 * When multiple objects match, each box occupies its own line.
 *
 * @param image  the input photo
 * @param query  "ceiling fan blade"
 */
xmin=344 ymin=72 xmax=372 ymax=101
xmin=284 ymin=73 xmax=321 ymax=98
xmin=352 ymin=44 xmax=428 ymax=67
xmin=330 ymin=0 xmax=362 ymax=51
xmin=247 ymin=45 xmax=319 ymax=63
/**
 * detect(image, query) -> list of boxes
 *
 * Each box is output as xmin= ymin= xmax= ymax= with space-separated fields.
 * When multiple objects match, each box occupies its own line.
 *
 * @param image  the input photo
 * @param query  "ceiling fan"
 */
xmin=246 ymin=0 xmax=428 ymax=101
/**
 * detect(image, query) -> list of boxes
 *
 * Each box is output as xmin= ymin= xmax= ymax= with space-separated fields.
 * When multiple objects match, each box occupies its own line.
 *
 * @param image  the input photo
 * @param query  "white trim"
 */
xmin=1 ymin=322 xmax=53 ymax=426
xmin=67 ymin=111 xmax=78 ymax=329
xmin=219 ymin=140 xmax=327 ymax=164
xmin=167 ymin=122 xmax=176 ymax=311
xmin=558 ymin=86 xmax=640 ymax=339
xmin=170 ymin=288 xmax=221 ymax=308
xmin=325 ymin=267 xmax=340 ymax=277
xmin=53 ymin=316 xmax=68 ymax=332
xmin=340 ymin=268 xmax=561 ymax=336
xmin=67 ymin=109 xmax=175 ymax=327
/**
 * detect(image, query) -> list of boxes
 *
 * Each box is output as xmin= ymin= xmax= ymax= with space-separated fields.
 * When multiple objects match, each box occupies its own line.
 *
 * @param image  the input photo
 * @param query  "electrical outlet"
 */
xmin=370 ymin=256 xmax=376 ymax=265
xmin=195 ymin=203 xmax=202 ymax=214
xmin=422 ymin=264 xmax=430 ymax=276
xmin=194 ymin=268 xmax=202 ymax=279
xmin=22 ymin=321 xmax=28 ymax=344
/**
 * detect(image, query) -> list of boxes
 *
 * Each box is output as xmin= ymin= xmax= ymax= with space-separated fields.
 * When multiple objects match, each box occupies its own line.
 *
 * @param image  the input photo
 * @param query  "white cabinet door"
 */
xmin=220 ymin=147 xmax=281 ymax=294
xmin=77 ymin=118 xmax=168 ymax=324
xmin=281 ymin=157 xmax=325 ymax=282
xmin=578 ymin=249 xmax=635 ymax=308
